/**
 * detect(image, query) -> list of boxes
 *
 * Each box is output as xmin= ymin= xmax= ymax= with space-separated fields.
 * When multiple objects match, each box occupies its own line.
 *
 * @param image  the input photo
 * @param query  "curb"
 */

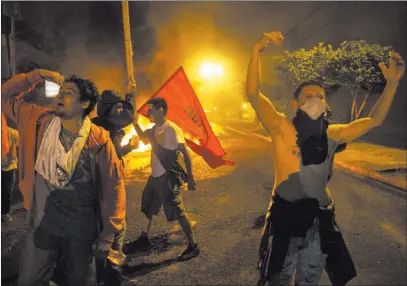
xmin=226 ymin=126 xmax=407 ymax=192
xmin=333 ymin=161 xmax=406 ymax=191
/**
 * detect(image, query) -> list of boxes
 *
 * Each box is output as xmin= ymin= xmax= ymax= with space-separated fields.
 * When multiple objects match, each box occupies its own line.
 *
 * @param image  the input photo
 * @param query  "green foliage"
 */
xmin=332 ymin=40 xmax=391 ymax=91
xmin=270 ymin=40 xmax=392 ymax=94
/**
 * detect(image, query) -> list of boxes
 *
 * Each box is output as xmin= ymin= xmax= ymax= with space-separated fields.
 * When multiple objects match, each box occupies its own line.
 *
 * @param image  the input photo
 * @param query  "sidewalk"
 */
xmin=334 ymin=142 xmax=406 ymax=190
xmin=225 ymin=122 xmax=407 ymax=191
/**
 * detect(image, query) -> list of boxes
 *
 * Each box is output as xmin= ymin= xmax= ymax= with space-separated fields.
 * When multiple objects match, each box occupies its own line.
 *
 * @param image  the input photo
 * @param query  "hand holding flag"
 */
xmin=139 ymin=67 xmax=235 ymax=169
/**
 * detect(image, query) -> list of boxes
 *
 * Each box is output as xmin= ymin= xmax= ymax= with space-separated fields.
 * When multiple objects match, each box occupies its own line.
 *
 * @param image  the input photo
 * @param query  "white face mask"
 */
xmin=299 ymin=97 xmax=327 ymax=120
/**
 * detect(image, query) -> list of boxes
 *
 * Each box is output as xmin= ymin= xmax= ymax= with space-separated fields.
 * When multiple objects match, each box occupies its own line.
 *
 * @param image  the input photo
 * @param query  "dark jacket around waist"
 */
xmin=259 ymin=193 xmax=357 ymax=285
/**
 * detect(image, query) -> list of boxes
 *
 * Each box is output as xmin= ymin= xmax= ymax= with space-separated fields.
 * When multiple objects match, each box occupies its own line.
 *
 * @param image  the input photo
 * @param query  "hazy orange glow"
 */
xmin=121 ymin=116 xmax=153 ymax=152
xmin=199 ymin=61 xmax=224 ymax=79
xmin=120 ymin=116 xmax=204 ymax=152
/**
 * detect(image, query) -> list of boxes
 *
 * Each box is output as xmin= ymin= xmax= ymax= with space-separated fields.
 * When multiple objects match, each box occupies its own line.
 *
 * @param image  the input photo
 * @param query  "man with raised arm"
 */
xmin=247 ymin=32 xmax=405 ymax=285
xmin=2 ymin=69 xmax=126 ymax=286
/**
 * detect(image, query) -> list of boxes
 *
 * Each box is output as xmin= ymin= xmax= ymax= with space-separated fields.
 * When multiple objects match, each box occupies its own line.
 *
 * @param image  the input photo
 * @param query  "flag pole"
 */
xmin=122 ymin=1 xmax=136 ymax=90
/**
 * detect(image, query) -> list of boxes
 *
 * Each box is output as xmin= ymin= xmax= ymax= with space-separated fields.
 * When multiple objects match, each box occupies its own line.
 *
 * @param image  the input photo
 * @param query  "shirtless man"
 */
xmin=247 ymin=32 xmax=405 ymax=285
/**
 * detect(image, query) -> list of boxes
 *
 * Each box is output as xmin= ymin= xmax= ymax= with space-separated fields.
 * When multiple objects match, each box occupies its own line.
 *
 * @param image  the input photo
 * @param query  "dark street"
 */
xmin=1 ymin=2 xmax=407 ymax=285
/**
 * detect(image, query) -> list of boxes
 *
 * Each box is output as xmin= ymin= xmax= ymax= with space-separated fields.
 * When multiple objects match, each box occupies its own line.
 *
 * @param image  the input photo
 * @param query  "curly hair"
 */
xmin=65 ymin=75 xmax=99 ymax=116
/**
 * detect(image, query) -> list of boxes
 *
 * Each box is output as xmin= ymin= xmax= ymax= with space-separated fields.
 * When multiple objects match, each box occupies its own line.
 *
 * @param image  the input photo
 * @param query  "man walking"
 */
xmin=247 ymin=32 xmax=404 ymax=285
xmin=2 ymin=69 xmax=126 ymax=286
xmin=133 ymin=97 xmax=200 ymax=261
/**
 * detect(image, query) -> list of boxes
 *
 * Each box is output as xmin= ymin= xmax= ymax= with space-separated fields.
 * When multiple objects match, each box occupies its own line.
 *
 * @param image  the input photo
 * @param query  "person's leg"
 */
xmin=161 ymin=173 xmax=199 ymax=260
xmin=18 ymin=228 xmax=59 ymax=286
xmin=111 ymin=220 xmax=127 ymax=252
xmin=268 ymin=236 xmax=303 ymax=286
xmin=104 ymin=220 xmax=129 ymax=285
xmin=178 ymin=214 xmax=197 ymax=247
xmin=1 ymin=169 xmax=15 ymax=221
xmin=141 ymin=215 xmax=153 ymax=237
xmin=294 ymin=218 xmax=327 ymax=286
xmin=138 ymin=177 xmax=161 ymax=249
xmin=140 ymin=177 xmax=162 ymax=235
xmin=63 ymin=236 xmax=95 ymax=286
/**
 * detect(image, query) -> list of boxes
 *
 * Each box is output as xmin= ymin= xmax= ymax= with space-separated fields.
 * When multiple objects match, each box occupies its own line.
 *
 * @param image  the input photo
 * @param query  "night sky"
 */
xmin=6 ymin=1 xmax=407 ymax=146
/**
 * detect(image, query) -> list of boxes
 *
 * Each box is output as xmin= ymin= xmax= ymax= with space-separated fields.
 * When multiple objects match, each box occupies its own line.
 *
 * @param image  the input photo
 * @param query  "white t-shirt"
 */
xmin=148 ymin=121 xmax=186 ymax=177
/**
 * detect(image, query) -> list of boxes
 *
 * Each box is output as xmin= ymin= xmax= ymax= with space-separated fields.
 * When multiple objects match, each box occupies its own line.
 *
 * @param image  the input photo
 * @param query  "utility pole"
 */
xmin=122 ymin=1 xmax=136 ymax=91
xmin=9 ymin=8 xmax=16 ymax=76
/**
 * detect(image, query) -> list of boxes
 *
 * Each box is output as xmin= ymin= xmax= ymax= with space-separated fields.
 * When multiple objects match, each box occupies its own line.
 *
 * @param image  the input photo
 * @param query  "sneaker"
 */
xmin=1 ymin=214 xmax=12 ymax=223
xmin=177 ymin=244 xmax=200 ymax=262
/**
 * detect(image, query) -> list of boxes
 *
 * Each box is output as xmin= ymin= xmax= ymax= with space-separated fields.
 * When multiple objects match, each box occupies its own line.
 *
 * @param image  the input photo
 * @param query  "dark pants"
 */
xmin=18 ymin=227 xmax=96 ymax=286
xmin=1 ymin=169 xmax=16 ymax=215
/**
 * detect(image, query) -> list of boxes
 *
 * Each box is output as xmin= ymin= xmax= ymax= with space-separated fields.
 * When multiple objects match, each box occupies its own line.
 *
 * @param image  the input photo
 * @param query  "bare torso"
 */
xmin=271 ymin=117 xmax=333 ymax=206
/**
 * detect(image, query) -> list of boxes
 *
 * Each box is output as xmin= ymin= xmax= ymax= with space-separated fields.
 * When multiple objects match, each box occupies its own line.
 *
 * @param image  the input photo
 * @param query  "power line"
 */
xmin=295 ymin=2 xmax=354 ymax=46
xmin=283 ymin=2 xmax=333 ymax=37
xmin=295 ymin=20 xmax=332 ymax=46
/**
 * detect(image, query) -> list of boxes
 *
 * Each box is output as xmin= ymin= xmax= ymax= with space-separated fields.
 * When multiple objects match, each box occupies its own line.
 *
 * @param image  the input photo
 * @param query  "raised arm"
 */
xmin=246 ymin=32 xmax=285 ymax=135
xmin=328 ymin=51 xmax=405 ymax=143
xmin=1 ymin=69 xmax=64 ymax=126
xmin=131 ymin=111 xmax=150 ymax=144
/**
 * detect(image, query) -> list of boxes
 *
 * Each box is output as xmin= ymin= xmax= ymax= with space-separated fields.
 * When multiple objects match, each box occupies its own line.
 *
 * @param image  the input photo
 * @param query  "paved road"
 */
xmin=120 ymin=124 xmax=407 ymax=285
xmin=2 ymin=123 xmax=406 ymax=285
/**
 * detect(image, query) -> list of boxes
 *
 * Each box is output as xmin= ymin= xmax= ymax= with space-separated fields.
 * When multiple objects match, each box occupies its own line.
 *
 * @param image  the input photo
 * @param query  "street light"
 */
xmin=199 ymin=61 xmax=224 ymax=79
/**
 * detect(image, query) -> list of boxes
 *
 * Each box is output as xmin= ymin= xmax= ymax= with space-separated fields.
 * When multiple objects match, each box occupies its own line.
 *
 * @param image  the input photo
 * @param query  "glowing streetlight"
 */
xmin=199 ymin=61 xmax=224 ymax=79
xmin=200 ymin=62 xmax=213 ymax=78
xmin=214 ymin=64 xmax=224 ymax=76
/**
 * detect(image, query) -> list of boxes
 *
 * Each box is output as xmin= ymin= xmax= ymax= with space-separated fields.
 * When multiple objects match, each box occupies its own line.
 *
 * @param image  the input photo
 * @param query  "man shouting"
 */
xmin=247 ymin=32 xmax=404 ymax=285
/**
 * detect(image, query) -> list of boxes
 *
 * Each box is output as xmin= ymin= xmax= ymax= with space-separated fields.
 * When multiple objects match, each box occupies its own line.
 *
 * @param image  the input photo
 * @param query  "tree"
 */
xmin=272 ymin=42 xmax=341 ymax=93
xmin=268 ymin=40 xmax=391 ymax=121
xmin=330 ymin=40 xmax=391 ymax=120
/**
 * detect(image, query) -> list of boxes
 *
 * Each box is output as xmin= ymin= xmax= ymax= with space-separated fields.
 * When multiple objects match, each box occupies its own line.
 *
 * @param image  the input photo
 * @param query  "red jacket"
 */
xmin=1 ymin=71 xmax=126 ymax=242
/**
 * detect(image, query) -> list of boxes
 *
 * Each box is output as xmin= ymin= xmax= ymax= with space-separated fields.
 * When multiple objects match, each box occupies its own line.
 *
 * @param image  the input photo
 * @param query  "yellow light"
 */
xmin=121 ymin=118 xmax=154 ymax=153
xmin=214 ymin=64 xmax=223 ymax=76
xmin=199 ymin=61 xmax=224 ymax=79
xmin=213 ymin=106 xmax=217 ymax=110
xmin=200 ymin=62 xmax=213 ymax=78
xmin=242 ymin=103 xmax=247 ymax=109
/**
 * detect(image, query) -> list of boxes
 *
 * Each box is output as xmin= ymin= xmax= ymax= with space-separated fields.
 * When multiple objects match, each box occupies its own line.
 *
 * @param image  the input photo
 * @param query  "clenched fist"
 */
xmin=379 ymin=51 xmax=405 ymax=84
xmin=254 ymin=31 xmax=284 ymax=53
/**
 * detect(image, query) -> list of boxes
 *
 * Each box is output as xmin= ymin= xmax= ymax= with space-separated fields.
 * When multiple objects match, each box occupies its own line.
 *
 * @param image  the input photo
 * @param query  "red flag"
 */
xmin=139 ymin=66 xmax=235 ymax=168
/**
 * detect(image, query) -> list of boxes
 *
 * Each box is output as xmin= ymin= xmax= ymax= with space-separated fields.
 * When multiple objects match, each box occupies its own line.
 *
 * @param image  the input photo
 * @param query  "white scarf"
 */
xmin=35 ymin=116 xmax=91 ymax=188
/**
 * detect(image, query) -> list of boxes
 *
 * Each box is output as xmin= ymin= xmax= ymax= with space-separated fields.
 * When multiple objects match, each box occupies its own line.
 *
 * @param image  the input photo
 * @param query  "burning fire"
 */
xmin=120 ymin=117 xmax=221 ymax=153
xmin=121 ymin=116 xmax=154 ymax=153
